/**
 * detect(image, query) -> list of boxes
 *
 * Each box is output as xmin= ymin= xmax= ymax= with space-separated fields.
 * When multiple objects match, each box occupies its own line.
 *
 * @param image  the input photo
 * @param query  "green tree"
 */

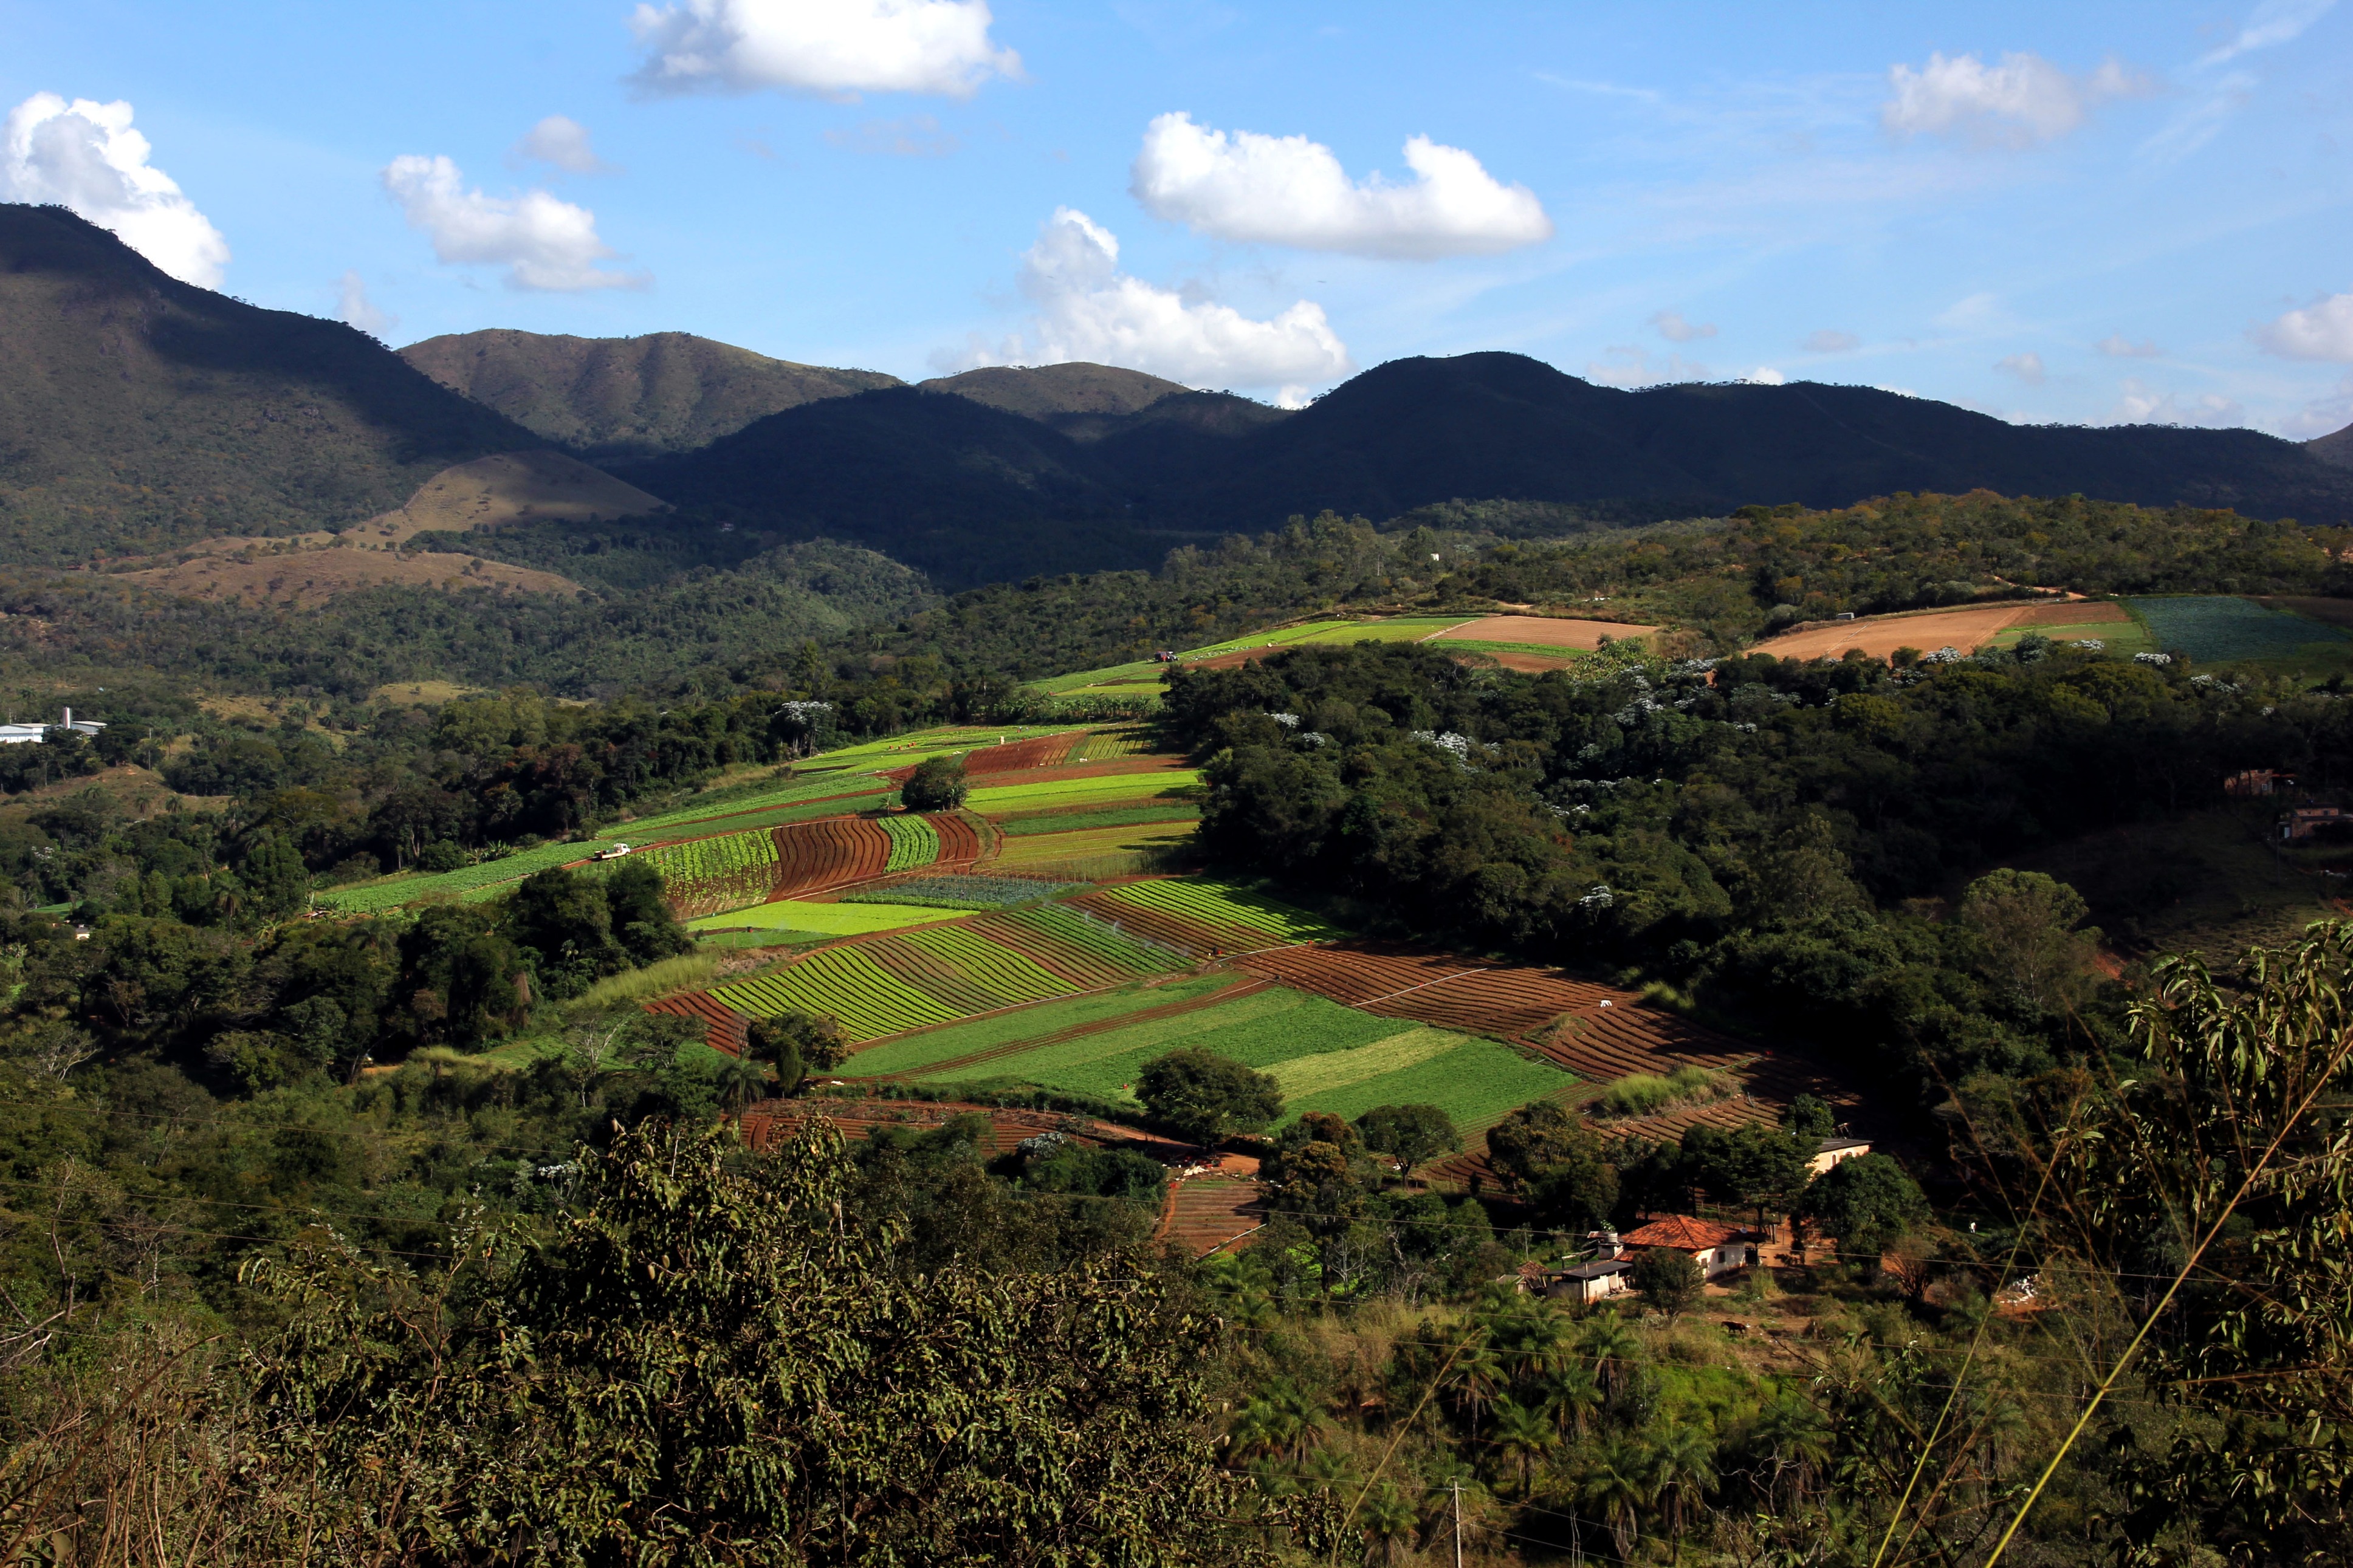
xmin=1781 ymin=1093 xmax=1836 ymax=1143
xmin=1353 ymin=1103 xmax=1458 ymax=1177
xmin=1957 ymin=867 xmax=2101 ymax=1014
xmin=1630 ymin=1247 xmax=1703 ymax=1320
xmin=1136 ymin=1047 xmax=1282 ymax=1146
xmin=1801 ymin=1152 xmax=1928 ymax=1278
xmin=238 ymin=1118 xmax=1279 ymax=1564
xmin=901 ymin=753 xmax=970 ymax=811
xmin=746 ymin=1010 xmax=848 ymax=1095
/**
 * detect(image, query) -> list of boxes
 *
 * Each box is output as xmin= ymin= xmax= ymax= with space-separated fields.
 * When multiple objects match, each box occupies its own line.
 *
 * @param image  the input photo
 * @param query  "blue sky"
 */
xmin=2 ymin=1 xmax=2348 ymax=436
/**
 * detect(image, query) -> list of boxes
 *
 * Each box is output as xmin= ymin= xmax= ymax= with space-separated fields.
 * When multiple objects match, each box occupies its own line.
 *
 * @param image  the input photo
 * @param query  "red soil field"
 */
xmin=767 ymin=815 xmax=894 ymax=900
xmin=1753 ymin=598 xmax=2126 ymax=660
xmin=1064 ymin=890 xmax=1289 ymax=958
xmin=1237 ymin=942 xmax=1620 ymax=1037
xmin=1158 ymin=1173 xmax=1269 ymax=1256
xmin=1426 ymin=615 xmax=1661 ymax=649
xmin=932 ymin=811 xmax=983 ymax=868
xmin=645 ymin=990 xmax=751 ymax=1055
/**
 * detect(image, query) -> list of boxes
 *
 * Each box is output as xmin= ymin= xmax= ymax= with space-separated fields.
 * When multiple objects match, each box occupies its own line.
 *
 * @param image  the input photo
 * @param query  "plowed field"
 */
xmin=1158 ymin=1174 xmax=1268 ymax=1255
xmin=645 ymin=990 xmax=751 ymax=1054
xmin=770 ymin=816 xmax=894 ymax=899
xmin=1237 ymin=942 xmax=1617 ymax=1036
xmin=1425 ymin=615 xmax=1661 ymax=649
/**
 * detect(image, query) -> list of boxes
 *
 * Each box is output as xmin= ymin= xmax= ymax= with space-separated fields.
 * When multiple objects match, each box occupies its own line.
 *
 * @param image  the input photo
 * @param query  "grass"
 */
xmin=2125 ymin=596 xmax=2352 ymax=663
xmin=1598 ymin=1065 xmax=1733 ymax=1117
xmin=318 ymin=838 xmax=616 ymax=912
xmin=1099 ymin=877 xmax=1342 ymax=941
xmin=1280 ymin=1035 xmax=1576 ymax=1130
xmin=687 ymin=900 xmax=966 ymax=936
xmin=1988 ymin=619 xmax=2156 ymax=657
xmin=965 ymin=769 xmax=1201 ymax=813
xmin=570 ymin=953 xmax=721 ymax=1009
xmin=693 ymin=929 xmax=828 ymax=951
xmin=998 ymin=803 xmax=1200 ymax=837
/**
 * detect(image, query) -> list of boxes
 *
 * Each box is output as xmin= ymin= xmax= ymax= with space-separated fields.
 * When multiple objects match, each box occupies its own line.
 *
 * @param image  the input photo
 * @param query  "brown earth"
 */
xmin=1478 ymin=649 xmax=1585 ymax=673
xmin=2256 ymin=595 xmax=2353 ymax=628
xmin=1754 ymin=600 xmax=2128 ymax=660
xmin=338 ymin=450 xmax=665 ymax=545
xmin=1425 ymin=614 xmax=1662 ymax=648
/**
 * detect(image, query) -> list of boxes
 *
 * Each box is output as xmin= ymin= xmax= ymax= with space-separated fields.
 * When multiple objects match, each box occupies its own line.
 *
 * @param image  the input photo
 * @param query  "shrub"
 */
xmin=1631 ymin=1247 xmax=1703 ymax=1319
xmin=901 ymin=755 xmax=970 ymax=811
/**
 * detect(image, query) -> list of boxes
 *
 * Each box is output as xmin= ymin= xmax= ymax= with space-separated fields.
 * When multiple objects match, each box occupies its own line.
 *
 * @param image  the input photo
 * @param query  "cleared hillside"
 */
xmin=0 ymin=204 xmax=541 ymax=563
xmin=401 ymin=329 xmax=899 ymax=459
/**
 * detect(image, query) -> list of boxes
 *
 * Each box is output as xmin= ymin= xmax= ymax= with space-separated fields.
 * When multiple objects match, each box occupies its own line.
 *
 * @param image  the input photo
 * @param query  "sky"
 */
xmin=2 ymin=0 xmax=2348 ymax=435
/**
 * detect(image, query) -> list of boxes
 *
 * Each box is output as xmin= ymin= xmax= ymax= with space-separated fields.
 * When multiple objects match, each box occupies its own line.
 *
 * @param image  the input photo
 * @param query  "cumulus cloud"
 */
xmin=1804 ymin=329 xmax=1861 ymax=354
xmin=1583 ymin=346 xmax=1709 ymax=388
xmin=2117 ymin=379 xmax=2245 ymax=426
xmin=1743 ymin=367 xmax=1787 ymax=385
xmin=1129 ymin=111 xmax=1551 ymax=259
xmin=382 ymin=155 xmax=645 ymax=292
xmin=337 ymin=272 xmax=394 ymax=336
xmin=1881 ymin=51 xmax=2145 ymax=148
xmin=1650 ymin=310 xmax=1716 ymax=343
xmin=510 ymin=115 xmax=616 ymax=174
xmin=2095 ymin=332 xmax=2162 ymax=358
xmin=937 ymin=207 xmax=1351 ymax=389
xmin=2253 ymin=292 xmax=2353 ymax=362
xmin=1996 ymin=351 xmax=2047 ymax=385
xmin=1 ymin=93 xmax=228 ymax=287
xmin=628 ymin=0 xmax=1020 ymax=99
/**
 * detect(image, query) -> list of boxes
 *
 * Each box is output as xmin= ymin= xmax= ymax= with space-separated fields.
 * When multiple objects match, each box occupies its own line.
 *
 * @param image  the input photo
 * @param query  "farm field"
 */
xmin=1070 ymin=877 xmax=1342 ymax=956
xmin=846 ymin=973 xmax=1237 ymax=1078
xmin=963 ymin=768 xmax=1200 ymax=814
xmin=1032 ymin=617 xmax=1477 ymax=700
xmin=319 ymin=837 xmax=616 ymax=912
xmin=998 ymin=803 xmax=1199 ymax=837
xmin=1424 ymin=615 xmax=1661 ymax=649
xmin=842 ymin=873 xmax=1076 ymax=909
xmin=1752 ymin=599 xmax=2128 ymax=660
xmin=689 ymin=899 xmax=963 ymax=936
xmin=2126 ymin=596 xmax=2352 ymax=663
xmin=986 ymin=820 xmax=1196 ymax=875
xmin=1989 ymin=617 xmax=2155 ymax=656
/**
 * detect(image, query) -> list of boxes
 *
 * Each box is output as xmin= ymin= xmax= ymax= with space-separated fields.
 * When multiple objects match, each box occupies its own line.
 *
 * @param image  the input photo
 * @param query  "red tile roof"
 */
xmin=1622 ymin=1215 xmax=1750 ymax=1252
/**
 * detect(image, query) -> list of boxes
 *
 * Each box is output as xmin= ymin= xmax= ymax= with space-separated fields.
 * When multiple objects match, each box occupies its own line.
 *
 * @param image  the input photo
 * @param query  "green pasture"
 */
xmin=1988 ymin=617 xmax=2155 ymax=657
xmin=966 ymin=769 xmax=1200 ymax=813
xmin=687 ymin=899 xmax=964 ymax=936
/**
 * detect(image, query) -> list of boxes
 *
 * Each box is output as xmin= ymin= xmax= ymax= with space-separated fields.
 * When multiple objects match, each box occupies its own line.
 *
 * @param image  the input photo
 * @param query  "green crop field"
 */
xmin=995 ymin=904 xmax=1186 ymax=974
xmin=1990 ymin=618 xmax=2156 ymax=657
xmin=687 ymin=900 xmax=964 ymax=936
xmin=615 ymin=778 xmax=896 ymax=841
xmin=693 ymin=928 xmax=827 ymax=951
xmin=714 ymin=947 xmax=961 ymax=1038
xmin=845 ymin=974 xmax=1235 ymax=1077
xmin=900 ymin=925 xmax=1073 ymax=1006
xmin=915 ymin=984 xmax=1573 ymax=1129
xmin=2126 ymin=597 xmax=2351 ymax=663
xmin=842 ymin=874 xmax=1074 ymax=909
xmin=319 ymin=838 xmax=617 ymax=912
xmin=1099 ymin=877 xmax=1342 ymax=942
xmin=966 ymin=769 xmax=1200 ymax=813
xmin=878 ymin=813 xmax=941 ymax=872
xmin=998 ymin=803 xmax=1200 ymax=837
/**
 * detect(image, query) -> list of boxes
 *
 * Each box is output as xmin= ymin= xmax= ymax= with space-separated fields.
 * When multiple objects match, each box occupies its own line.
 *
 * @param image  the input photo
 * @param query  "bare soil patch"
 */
xmin=1427 ymin=614 xmax=1661 ymax=648
xmin=1754 ymin=600 xmax=2125 ymax=660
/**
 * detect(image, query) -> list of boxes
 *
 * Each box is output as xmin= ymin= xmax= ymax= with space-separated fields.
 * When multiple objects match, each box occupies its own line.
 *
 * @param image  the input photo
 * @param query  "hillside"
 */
xmin=2312 ymin=421 xmax=2353 ymax=471
xmin=0 ymin=204 xmax=542 ymax=563
xmin=918 ymin=361 xmax=1187 ymax=420
xmin=400 ymin=329 xmax=899 ymax=460
xmin=627 ymin=352 xmax=2353 ymax=580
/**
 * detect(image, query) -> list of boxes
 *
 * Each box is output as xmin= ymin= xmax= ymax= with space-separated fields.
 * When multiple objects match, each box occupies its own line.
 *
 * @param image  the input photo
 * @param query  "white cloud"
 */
xmin=1649 ymin=310 xmax=1716 ymax=343
xmin=1996 ymin=351 xmax=2047 ymax=385
xmin=1 ymin=93 xmax=228 ymax=287
xmin=2283 ymin=375 xmax=2353 ymax=440
xmin=1936 ymin=292 xmax=2010 ymax=332
xmin=2253 ymin=291 xmax=2353 ymax=362
xmin=1583 ymin=346 xmax=1709 ymax=387
xmin=1128 ymin=111 xmax=1551 ymax=259
xmin=2116 ymin=379 xmax=2246 ymax=426
xmin=1804 ymin=329 xmax=1861 ymax=354
xmin=382 ymin=155 xmax=645 ymax=292
xmin=938 ymin=207 xmax=1351 ymax=389
xmin=628 ymin=0 xmax=1020 ymax=99
xmin=1881 ymin=51 xmax=2145 ymax=148
xmin=510 ymin=115 xmax=616 ymax=174
xmin=2197 ymin=0 xmax=2337 ymax=66
xmin=1743 ymin=367 xmax=1787 ymax=385
xmin=337 ymin=272 xmax=394 ymax=336
xmin=2095 ymin=332 xmax=2162 ymax=358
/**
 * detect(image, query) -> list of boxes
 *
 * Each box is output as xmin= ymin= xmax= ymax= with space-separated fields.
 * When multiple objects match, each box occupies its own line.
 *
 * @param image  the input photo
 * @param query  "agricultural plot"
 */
xmin=768 ymin=816 xmax=895 ymax=898
xmin=714 ymin=946 xmax=962 ymax=1039
xmin=1071 ymin=877 xmax=1341 ymax=955
xmin=1990 ymin=617 xmax=2155 ymax=657
xmin=987 ymin=821 xmax=1197 ymax=880
xmin=846 ymin=974 xmax=1238 ymax=1078
xmin=999 ymin=803 xmax=1199 ymax=837
xmin=969 ymin=905 xmax=1187 ymax=985
xmin=878 ymin=813 xmax=940 ymax=872
xmin=636 ymin=826 xmax=780 ymax=919
xmin=1032 ymin=618 xmax=1477 ymax=700
xmin=319 ymin=838 xmax=616 ymax=912
xmin=612 ymin=775 xmax=893 ymax=841
xmin=689 ymin=899 xmax=962 ymax=936
xmin=1238 ymin=941 xmax=1618 ymax=1038
xmin=843 ymin=874 xmax=1076 ymax=909
xmin=2127 ymin=596 xmax=2351 ymax=663
xmin=964 ymin=769 xmax=1200 ymax=814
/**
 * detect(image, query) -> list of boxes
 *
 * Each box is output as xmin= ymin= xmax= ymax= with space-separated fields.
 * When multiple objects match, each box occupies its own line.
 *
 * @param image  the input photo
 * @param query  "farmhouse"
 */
xmin=1809 ymin=1135 xmax=1872 ymax=1176
xmin=2278 ymin=806 xmax=2351 ymax=841
xmin=1621 ymin=1215 xmax=1758 ymax=1279
xmin=1550 ymin=1258 xmax=1633 ymax=1304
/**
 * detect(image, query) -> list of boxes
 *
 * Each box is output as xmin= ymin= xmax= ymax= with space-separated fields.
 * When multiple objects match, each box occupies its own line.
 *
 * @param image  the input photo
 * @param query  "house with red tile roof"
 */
xmin=1621 ymin=1214 xmax=1758 ymax=1279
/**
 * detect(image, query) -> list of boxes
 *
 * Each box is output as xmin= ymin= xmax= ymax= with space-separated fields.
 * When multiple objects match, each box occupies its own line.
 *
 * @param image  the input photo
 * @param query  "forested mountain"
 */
xmin=2311 ymin=420 xmax=2353 ymax=470
xmin=400 ymin=329 xmax=899 ymax=460
xmin=0 ymin=205 xmax=541 ymax=561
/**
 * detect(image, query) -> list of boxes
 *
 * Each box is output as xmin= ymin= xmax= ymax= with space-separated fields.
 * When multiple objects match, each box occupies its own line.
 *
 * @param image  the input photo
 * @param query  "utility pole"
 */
xmin=1451 ymin=1479 xmax=1463 ymax=1568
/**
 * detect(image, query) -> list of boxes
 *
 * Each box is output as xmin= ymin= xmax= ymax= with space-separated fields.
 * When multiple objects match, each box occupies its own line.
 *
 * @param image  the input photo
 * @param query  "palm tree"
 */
xmin=1486 ymin=1299 xmax=1570 ymax=1389
xmin=1356 ymin=1480 xmax=1420 ymax=1566
xmin=713 ymin=1055 xmax=769 ymax=1112
xmin=1749 ymin=1394 xmax=1832 ymax=1508
xmin=1539 ymin=1363 xmax=1603 ymax=1439
xmin=1580 ymin=1315 xmax=1641 ymax=1403
xmin=1487 ymin=1398 xmax=1558 ymax=1496
xmin=1647 ymin=1423 xmax=1718 ymax=1554
xmin=1448 ymin=1337 xmax=1507 ymax=1437
xmin=1576 ymin=1434 xmax=1655 ymax=1562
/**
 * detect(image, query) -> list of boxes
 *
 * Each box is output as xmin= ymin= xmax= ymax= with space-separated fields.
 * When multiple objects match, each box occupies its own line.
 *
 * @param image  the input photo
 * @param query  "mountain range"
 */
xmin=7 ymin=201 xmax=2352 ymax=594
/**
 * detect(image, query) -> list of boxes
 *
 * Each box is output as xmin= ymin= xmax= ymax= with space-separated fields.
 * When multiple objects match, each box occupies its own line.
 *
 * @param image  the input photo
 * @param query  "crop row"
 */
xmin=771 ymin=817 xmax=893 ymax=899
xmin=637 ymin=826 xmax=781 ymax=919
xmin=981 ymin=905 xmax=1184 ymax=984
xmin=842 ymin=874 xmax=1073 ymax=909
xmin=878 ymin=813 xmax=941 ymax=873
xmin=712 ymin=946 xmax=961 ymax=1040
xmin=999 ymin=803 xmax=1199 ymax=837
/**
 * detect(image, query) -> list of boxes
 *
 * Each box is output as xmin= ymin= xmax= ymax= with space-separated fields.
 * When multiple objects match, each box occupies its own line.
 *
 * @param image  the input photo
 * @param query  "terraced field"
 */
xmin=635 ymin=826 xmax=780 ymax=919
xmin=1238 ymin=942 xmax=1619 ymax=1038
xmin=1070 ymin=877 xmax=1341 ymax=956
xmin=768 ymin=817 xmax=895 ymax=898
xmin=690 ymin=900 xmax=964 ymax=937
xmin=878 ymin=813 xmax=940 ymax=872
